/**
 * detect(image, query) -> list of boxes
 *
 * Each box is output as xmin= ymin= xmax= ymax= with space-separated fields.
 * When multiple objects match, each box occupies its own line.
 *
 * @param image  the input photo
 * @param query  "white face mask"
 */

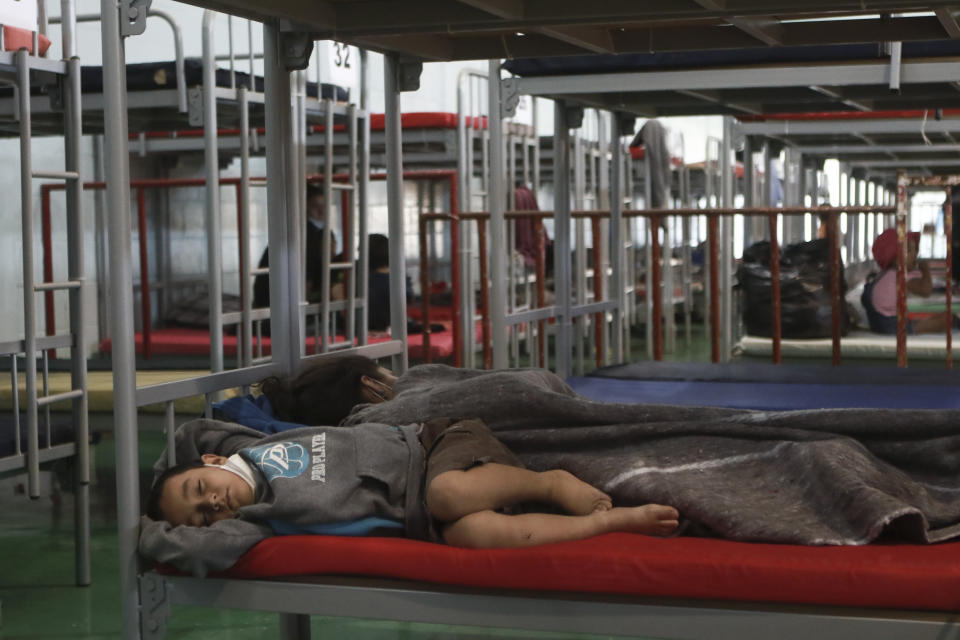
xmin=205 ymin=454 xmax=257 ymax=493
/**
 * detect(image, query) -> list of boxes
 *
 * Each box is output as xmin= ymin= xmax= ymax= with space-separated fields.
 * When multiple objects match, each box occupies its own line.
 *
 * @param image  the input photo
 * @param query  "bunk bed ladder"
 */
xmin=315 ymin=96 xmax=361 ymax=354
xmin=15 ymin=40 xmax=90 ymax=586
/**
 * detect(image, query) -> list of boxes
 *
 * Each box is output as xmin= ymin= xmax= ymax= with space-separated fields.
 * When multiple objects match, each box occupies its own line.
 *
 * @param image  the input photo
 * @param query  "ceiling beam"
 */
xmin=676 ymin=89 xmax=762 ymax=115
xmin=728 ymin=17 xmax=785 ymax=45
xmin=536 ymin=25 xmax=616 ymax=53
xmin=808 ymin=85 xmax=872 ymax=112
xmin=352 ymin=34 xmax=456 ymax=61
xmin=795 ymin=143 xmax=960 ymax=153
xmin=454 ymin=0 xmax=525 ymax=19
xmin=935 ymin=7 xmax=960 ymax=37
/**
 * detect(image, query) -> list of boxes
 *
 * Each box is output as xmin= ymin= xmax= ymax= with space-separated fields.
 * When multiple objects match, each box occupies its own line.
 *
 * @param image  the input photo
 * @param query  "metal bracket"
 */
xmin=616 ymin=112 xmax=636 ymax=137
xmin=187 ymin=87 xmax=202 ymax=127
xmin=398 ymin=57 xmax=423 ymax=92
xmin=280 ymin=32 xmax=315 ymax=71
xmin=139 ymin=573 xmax=171 ymax=640
xmin=119 ymin=0 xmax=152 ymax=37
xmin=566 ymin=105 xmax=584 ymax=130
xmin=501 ymin=78 xmax=520 ymax=119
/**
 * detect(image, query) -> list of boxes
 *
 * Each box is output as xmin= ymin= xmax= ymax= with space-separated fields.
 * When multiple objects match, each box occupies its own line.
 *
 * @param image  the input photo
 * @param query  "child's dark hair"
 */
xmin=258 ymin=355 xmax=385 ymax=426
xmin=369 ymin=233 xmax=389 ymax=271
xmin=145 ymin=460 xmax=207 ymax=522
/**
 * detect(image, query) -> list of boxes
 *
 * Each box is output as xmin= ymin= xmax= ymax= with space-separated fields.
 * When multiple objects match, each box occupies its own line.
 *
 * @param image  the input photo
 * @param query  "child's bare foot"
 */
xmin=544 ymin=469 xmax=613 ymax=515
xmin=598 ymin=504 xmax=680 ymax=537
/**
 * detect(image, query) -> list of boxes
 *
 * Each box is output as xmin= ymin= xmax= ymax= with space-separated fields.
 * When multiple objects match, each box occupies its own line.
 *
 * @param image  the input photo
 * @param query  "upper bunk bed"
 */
xmin=737 ymin=109 xmax=960 ymax=179
xmin=0 ymin=12 xmax=353 ymax=138
xmin=500 ymin=39 xmax=960 ymax=118
xmin=186 ymin=2 xmax=960 ymax=62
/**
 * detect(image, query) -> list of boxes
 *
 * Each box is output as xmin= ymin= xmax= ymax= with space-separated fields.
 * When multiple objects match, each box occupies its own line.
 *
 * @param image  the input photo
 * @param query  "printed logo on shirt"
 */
xmin=245 ymin=442 xmax=309 ymax=482
xmin=311 ymin=433 xmax=326 ymax=482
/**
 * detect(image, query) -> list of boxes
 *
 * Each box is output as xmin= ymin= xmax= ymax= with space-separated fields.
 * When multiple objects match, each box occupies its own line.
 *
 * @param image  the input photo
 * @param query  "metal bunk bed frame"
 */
xmin=97 ymin=2 xmax=960 ymax=638
xmin=490 ymin=51 xmax=960 ymax=372
xmin=1 ymin=1 xmax=90 ymax=587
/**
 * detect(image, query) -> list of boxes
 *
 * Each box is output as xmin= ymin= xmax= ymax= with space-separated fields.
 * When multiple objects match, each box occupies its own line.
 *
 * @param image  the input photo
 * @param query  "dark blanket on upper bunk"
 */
xmin=343 ymin=365 xmax=960 ymax=546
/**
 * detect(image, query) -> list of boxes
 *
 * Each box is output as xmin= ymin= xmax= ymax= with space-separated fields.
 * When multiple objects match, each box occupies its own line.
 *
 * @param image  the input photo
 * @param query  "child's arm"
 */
xmin=907 ymin=260 xmax=933 ymax=297
xmin=139 ymin=515 xmax=272 ymax=577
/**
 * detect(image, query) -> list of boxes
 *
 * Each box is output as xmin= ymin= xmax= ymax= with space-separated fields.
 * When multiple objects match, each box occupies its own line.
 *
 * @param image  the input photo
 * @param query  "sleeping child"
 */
xmin=140 ymin=417 xmax=679 ymax=577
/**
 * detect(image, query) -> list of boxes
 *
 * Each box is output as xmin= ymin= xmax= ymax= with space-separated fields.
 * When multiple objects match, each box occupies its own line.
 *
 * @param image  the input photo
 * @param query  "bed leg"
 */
xmin=139 ymin=573 xmax=171 ymax=639
xmin=279 ymin=613 xmax=311 ymax=639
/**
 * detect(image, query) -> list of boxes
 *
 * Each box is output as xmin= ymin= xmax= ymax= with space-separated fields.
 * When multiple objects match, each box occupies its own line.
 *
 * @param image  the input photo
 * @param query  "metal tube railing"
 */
xmin=44 ymin=170 xmax=460 ymax=364
xmin=51 ymin=11 xmax=187 ymax=112
xmin=465 ymin=204 xmax=897 ymax=367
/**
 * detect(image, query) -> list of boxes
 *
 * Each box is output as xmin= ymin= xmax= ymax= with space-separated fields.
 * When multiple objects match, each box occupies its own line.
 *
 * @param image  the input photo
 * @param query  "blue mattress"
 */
xmin=567 ymin=376 xmax=960 ymax=410
xmin=503 ymin=40 xmax=960 ymax=77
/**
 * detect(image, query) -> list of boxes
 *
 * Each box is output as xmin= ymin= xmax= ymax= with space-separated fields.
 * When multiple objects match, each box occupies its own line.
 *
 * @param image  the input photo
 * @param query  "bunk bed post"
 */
xmin=99 ymin=0 xmax=141 ymax=635
xmin=554 ymin=100 xmax=573 ymax=377
xmin=895 ymin=171 xmax=909 ymax=367
xmin=609 ymin=113 xmax=626 ymax=364
xmin=946 ymin=186 xmax=953 ymax=369
xmin=719 ymin=115 xmax=735 ymax=362
xmin=574 ymin=128 xmax=587 ymax=374
xmin=16 ymin=50 xmax=40 ymax=499
xmin=488 ymin=60 xmax=508 ymax=369
xmin=358 ymin=49 xmax=371 ymax=346
xmin=644 ymin=141 xmax=654 ymax=360
xmin=263 ymin=21 xmax=302 ymax=375
xmin=743 ymin=134 xmax=755 ymax=247
xmin=202 ymin=10 xmax=224 ymax=374
xmin=455 ymin=72 xmax=472 ymax=367
xmin=64 ymin=42 xmax=90 ymax=585
xmin=384 ymin=53 xmax=410 ymax=373
xmin=322 ymin=98 xmax=334 ymax=353
xmin=346 ymin=103 xmax=359 ymax=349
xmin=239 ymin=86 xmax=252 ymax=367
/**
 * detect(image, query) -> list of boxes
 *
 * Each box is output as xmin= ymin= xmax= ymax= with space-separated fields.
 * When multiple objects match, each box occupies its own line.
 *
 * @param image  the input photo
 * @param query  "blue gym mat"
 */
xmin=566 ymin=377 xmax=960 ymax=410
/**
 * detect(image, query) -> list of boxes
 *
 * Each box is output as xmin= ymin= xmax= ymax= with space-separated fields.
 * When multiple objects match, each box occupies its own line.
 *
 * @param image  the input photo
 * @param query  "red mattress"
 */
xmin=98 ymin=326 xmax=457 ymax=360
xmin=2 ymin=26 xmax=50 ymax=55
xmin=210 ymin=534 xmax=960 ymax=612
xmin=369 ymin=112 xmax=487 ymax=131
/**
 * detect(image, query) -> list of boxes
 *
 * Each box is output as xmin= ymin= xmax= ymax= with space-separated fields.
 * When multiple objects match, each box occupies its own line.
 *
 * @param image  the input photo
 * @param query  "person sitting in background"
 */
xmin=367 ymin=233 xmax=392 ymax=332
xmin=861 ymin=228 xmax=959 ymax=334
xmin=253 ymin=184 xmax=338 ymax=314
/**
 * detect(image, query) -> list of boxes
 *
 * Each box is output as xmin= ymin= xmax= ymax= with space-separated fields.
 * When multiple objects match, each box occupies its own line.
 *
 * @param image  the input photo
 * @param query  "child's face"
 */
xmin=158 ymin=454 xmax=255 ymax=527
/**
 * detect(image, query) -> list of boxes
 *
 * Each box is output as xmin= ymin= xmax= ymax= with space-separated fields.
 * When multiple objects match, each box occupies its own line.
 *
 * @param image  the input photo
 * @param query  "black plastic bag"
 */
xmin=737 ymin=238 xmax=848 ymax=339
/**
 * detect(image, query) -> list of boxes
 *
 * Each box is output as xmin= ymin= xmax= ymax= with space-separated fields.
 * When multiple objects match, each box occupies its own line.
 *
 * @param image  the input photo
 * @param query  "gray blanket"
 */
xmin=345 ymin=365 xmax=960 ymax=545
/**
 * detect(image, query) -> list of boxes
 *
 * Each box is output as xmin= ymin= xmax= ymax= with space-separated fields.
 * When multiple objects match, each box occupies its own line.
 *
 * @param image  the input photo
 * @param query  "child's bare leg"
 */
xmin=427 ymin=464 xmax=611 ymax=522
xmin=443 ymin=504 xmax=680 ymax=549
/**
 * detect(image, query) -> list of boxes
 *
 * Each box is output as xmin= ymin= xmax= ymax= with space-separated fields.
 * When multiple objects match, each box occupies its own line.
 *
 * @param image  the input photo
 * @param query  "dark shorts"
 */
xmin=419 ymin=417 xmax=523 ymax=489
xmin=416 ymin=417 xmax=523 ymax=543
